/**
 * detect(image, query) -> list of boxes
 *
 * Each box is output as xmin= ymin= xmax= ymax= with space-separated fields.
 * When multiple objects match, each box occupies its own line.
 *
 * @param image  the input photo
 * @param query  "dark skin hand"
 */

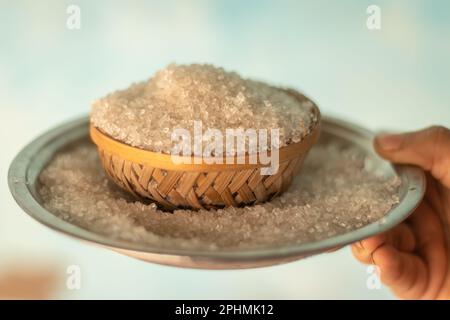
xmin=352 ymin=126 xmax=450 ymax=299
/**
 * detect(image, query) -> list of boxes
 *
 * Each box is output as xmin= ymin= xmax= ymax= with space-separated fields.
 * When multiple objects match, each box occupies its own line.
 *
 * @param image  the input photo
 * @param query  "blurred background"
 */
xmin=1 ymin=0 xmax=449 ymax=299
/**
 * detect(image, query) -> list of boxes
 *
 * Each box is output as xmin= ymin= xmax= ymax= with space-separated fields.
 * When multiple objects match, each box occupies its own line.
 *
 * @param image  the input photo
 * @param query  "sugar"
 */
xmin=90 ymin=64 xmax=316 ymax=154
xmin=37 ymin=134 xmax=401 ymax=250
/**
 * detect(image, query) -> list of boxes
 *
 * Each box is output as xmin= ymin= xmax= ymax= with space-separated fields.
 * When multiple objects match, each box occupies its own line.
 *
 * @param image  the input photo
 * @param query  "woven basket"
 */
xmin=90 ymin=89 xmax=321 ymax=211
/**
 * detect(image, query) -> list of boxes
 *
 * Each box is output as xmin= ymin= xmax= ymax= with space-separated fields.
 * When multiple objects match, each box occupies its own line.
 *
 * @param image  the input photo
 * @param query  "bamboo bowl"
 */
xmin=90 ymin=90 xmax=321 ymax=211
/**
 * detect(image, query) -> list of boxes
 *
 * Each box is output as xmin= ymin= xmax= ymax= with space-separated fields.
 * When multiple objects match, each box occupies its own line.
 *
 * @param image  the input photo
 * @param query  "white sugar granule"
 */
xmin=90 ymin=64 xmax=317 ymax=154
xmin=38 ymin=134 xmax=401 ymax=250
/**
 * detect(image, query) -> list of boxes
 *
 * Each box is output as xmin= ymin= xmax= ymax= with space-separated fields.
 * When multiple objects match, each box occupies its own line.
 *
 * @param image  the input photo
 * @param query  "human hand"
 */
xmin=352 ymin=126 xmax=450 ymax=299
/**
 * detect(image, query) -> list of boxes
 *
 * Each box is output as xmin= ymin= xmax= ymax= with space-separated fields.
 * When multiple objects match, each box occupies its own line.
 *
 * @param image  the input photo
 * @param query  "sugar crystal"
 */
xmin=91 ymin=64 xmax=316 ymax=154
xmin=38 ymin=134 xmax=401 ymax=250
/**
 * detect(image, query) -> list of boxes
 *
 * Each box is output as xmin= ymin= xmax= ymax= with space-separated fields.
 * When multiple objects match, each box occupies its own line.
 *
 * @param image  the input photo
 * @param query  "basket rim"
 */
xmin=90 ymin=89 xmax=321 ymax=171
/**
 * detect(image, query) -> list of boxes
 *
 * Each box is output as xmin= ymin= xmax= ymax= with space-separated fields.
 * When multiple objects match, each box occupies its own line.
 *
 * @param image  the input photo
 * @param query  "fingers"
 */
xmin=352 ymin=202 xmax=448 ymax=299
xmin=352 ymin=233 xmax=427 ymax=299
xmin=371 ymin=244 xmax=428 ymax=299
xmin=388 ymin=223 xmax=416 ymax=252
xmin=352 ymin=223 xmax=416 ymax=265
xmin=374 ymin=126 xmax=450 ymax=188
xmin=352 ymin=234 xmax=386 ymax=264
xmin=407 ymin=201 xmax=448 ymax=299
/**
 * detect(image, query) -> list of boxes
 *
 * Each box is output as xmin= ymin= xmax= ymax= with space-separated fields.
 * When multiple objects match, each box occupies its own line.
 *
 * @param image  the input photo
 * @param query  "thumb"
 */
xmin=374 ymin=126 xmax=450 ymax=188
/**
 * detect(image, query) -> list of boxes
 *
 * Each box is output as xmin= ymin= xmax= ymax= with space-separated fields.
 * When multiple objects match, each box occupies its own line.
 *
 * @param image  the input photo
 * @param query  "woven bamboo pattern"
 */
xmin=91 ymin=89 xmax=321 ymax=210
xmin=97 ymin=149 xmax=308 ymax=210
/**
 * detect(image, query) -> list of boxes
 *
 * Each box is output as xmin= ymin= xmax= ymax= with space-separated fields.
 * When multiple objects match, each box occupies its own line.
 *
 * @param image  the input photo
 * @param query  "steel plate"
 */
xmin=8 ymin=116 xmax=426 ymax=269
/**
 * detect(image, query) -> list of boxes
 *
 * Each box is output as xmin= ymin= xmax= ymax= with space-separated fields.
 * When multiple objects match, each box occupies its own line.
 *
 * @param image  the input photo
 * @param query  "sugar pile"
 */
xmin=38 ymin=134 xmax=401 ymax=250
xmin=90 ymin=64 xmax=317 ymax=154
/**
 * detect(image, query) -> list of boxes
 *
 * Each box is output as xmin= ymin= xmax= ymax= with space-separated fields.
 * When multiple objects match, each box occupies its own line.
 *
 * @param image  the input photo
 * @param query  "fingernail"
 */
xmin=376 ymin=133 xmax=404 ymax=151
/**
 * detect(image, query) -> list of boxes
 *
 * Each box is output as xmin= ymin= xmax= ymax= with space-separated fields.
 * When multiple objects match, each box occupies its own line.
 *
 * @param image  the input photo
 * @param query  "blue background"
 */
xmin=1 ymin=0 xmax=449 ymax=299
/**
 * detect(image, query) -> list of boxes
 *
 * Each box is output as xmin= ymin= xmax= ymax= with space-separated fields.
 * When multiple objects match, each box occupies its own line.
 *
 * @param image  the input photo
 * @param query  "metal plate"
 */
xmin=8 ymin=116 xmax=426 ymax=269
